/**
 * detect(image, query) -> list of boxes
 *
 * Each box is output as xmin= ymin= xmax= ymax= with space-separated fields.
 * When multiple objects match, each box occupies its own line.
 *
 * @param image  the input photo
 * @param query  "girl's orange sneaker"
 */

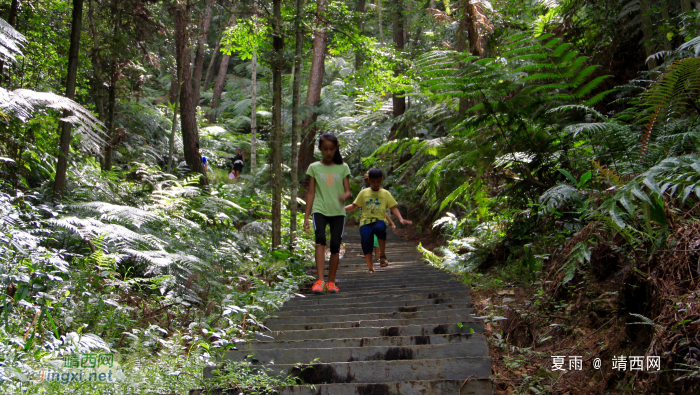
xmin=312 ymin=280 xmax=325 ymax=294
xmin=326 ymin=282 xmax=340 ymax=293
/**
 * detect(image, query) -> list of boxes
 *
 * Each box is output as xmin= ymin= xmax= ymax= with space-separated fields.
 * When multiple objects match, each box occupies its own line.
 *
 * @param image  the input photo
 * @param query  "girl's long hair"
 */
xmin=318 ymin=132 xmax=343 ymax=164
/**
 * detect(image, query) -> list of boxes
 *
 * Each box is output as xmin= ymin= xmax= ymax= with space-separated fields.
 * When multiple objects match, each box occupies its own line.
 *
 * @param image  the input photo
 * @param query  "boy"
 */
xmin=346 ymin=168 xmax=411 ymax=272
xmin=358 ymin=173 xmax=396 ymax=263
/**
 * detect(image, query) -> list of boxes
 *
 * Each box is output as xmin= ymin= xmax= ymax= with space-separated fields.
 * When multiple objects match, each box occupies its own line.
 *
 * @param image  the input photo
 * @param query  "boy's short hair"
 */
xmin=367 ymin=168 xmax=383 ymax=179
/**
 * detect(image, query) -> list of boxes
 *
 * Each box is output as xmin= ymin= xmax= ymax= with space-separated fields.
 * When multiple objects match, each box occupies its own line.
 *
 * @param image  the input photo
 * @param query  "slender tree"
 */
xmin=103 ymin=4 xmax=122 ymax=171
xmin=355 ymin=0 xmax=366 ymax=70
xmin=173 ymin=0 xmax=207 ymax=181
xmin=250 ymin=51 xmax=258 ymax=170
xmin=203 ymin=39 xmax=220 ymax=92
xmin=53 ymin=0 xmax=85 ymax=198
xmin=191 ymin=0 xmax=214 ymax=104
xmin=271 ymin=0 xmax=284 ymax=247
xmin=639 ymin=0 xmax=657 ymax=70
xmin=682 ymin=0 xmax=692 ymax=13
xmin=290 ymin=0 xmax=305 ymax=245
xmin=388 ymin=0 xmax=405 ymax=140
xmin=456 ymin=0 xmax=486 ymax=115
xmin=298 ymin=0 xmax=327 ymax=175
xmin=0 ymin=0 xmax=19 ymax=85
xmin=211 ymin=14 xmax=237 ymax=121
xmin=168 ymin=53 xmax=182 ymax=173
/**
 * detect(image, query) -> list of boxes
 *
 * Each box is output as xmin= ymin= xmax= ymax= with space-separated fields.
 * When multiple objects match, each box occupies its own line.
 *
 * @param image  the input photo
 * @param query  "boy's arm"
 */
xmin=384 ymin=213 xmax=395 ymax=226
xmin=389 ymin=205 xmax=412 ymax=225
xmin=385 ymin=212 xmax=396 ymax=231
xmin=345 ymin=203 xmax=359 ymax=212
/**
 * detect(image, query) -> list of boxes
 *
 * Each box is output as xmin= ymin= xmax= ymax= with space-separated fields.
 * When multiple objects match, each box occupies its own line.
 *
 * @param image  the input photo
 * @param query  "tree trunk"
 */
xmin=0 ymin=0 xmax=19 ymax=85
xmin=660 ymin=2 xmax=672 ymax=52
xmin=168 ymin=95 xmax=179 ymax=172
xmin=210 ymin=14 xmax=237 ymax=121
xmin=87 ymin=0 xmax=105 ymax=122
xmin=168 ymin=44 xmax=183 ymax=173
xmin=639 ymin=0 xmax=657 ymax=70
xmin=203 ymin=40 xmax=220 ymax=92
xmin=388 ymin=0 xmax=405 ymax=140
xmin=290 ymin=0 xmax=305 ymax=245
xmin=250 ymin=51 xmax=258 ymax=170
xmin=103 ymin=65 xmax=118 ymax=171
xmin=681 ymin=0 xmax=691 ymax=13
xmin=174 ymin=0 xmax=207 ymax=181
xmin=457 ymin=0 xmax=484 ymax=115
xmin=378 ymin=0 xmax=382 ymax=42
xmin=191 ymin=0 xmax=214 ymax=105
xmin=355 ymin=0 xmax=366 ymax=70
xmin=298 ymin=0 xmax=328 ymax=176
xmin=53 ymin=0 xmax=84 ymax=199
xmin=102 ymin=5 xmax=121 ymax=172
xmin=271 ymin=0 xmax=284 ymax=248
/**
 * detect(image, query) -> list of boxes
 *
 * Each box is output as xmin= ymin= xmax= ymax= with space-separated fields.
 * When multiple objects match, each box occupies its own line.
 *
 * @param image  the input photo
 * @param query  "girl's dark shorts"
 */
xmin=312 ymin=213 xmax=345 ymax=254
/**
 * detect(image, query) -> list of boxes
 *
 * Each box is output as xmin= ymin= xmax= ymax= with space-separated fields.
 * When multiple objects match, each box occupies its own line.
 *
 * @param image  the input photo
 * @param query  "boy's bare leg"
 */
xmin=365 ymin=254 xmax=374 ymax=272
xmin=379 ymin=239 xmax=386 ymax=258
xmin=315 ymin=245 xmax=325 ymax=281
xmin=374 ymin=247 xmax=379 ymax=261
xmin=328 ymin=253 xmax=340 ymax=283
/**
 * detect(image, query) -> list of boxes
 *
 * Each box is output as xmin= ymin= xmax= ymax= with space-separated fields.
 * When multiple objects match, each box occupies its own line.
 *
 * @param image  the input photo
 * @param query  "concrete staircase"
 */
xmin=215 ymin=229 xmax=492 ymax=395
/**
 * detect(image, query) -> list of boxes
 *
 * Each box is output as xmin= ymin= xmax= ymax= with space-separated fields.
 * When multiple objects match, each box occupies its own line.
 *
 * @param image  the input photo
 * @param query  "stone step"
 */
xmin=322 ymin=274 xmax=459 ymax=287
xmin=258 ymin=322 xmax=483 ymax=341
xmin=199 ymin=234 xmax=492 ymax=395
xmin=296 ymin=284 xmax=469 ymax=298
xmin=327 ymin=271 xmax=454 ymax=284
xmin=272 ymin=300 xmax=473 ymax=317
xmin=283 ymin=292 xmax=472 ymax=307
xmin=237 ymin=333 xmax=483 ymax=350
xmin=265 ymin=308 xmax=475 ymax=325
xmin=321 ymin=281 xmax=464 ymax=294
xmin=225 ymin=339 xmax=488 ymax=364
xmin=270 ymin=357 xmax=492 ymax=384
xmin=269 ymin=313 xmax=477 ymax=331
xmin=274 ymin=379 xmax=492 ymax=395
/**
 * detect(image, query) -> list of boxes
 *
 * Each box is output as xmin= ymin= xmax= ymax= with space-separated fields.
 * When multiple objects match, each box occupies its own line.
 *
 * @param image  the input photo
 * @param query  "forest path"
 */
xmin=225 ymin=228 xmax=492 ymax=394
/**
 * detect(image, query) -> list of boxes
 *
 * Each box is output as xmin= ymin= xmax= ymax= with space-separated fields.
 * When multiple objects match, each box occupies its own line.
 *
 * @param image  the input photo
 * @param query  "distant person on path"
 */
xmin=231 ymin=148 xmax=245 ymax=182
xmin=304 ymin=133 xmax=352 ymax=294
xmin=358 ymin=173 xmax=395 ymax=263
xmin=346 ymin=168 xmax=411 ymax=273
xmin=197 ymin=143 xmax=210 ymax=173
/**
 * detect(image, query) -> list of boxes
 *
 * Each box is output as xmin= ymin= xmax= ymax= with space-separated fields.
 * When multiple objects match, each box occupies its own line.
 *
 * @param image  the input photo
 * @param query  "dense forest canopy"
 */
xmin=1 ymin=0 xmax=700 ymax=393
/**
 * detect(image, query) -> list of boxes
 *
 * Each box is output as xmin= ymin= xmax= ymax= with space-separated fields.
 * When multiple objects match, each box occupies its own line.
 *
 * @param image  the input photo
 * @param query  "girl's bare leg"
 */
xmin=315 ymin=244 xmax=325 ymax=281
xmin=328 ymin=253 xmax=340 ymax=283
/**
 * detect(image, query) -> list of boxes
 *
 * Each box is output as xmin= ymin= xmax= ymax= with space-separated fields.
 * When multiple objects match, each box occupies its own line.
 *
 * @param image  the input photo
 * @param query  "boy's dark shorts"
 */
xmin=360 ymin=220 xmax=386 ymax=255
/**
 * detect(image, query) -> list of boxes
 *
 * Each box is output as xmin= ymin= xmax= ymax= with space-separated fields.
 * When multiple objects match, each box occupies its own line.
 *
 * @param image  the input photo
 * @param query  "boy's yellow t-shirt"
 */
xmin=353 ymin=187 xmax=397 ymax=226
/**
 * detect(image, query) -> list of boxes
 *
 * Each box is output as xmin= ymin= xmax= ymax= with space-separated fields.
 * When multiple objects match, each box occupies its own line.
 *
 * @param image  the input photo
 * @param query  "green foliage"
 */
xmin=221 ymin=17 xmax=267 ymax=60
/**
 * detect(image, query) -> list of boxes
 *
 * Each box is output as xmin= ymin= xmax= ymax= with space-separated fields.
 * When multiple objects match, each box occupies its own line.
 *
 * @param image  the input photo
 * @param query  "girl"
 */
xmin=230 ymin=148 xmax=245 ymax=182
xmin=303 ymin=133 xmax=352 ymax=294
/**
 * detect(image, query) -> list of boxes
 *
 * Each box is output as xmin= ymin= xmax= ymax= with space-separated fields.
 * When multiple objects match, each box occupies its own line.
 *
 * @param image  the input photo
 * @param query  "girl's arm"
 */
xmin=303 ymin=177 xmax=315 ymax=233
xmin=389 ymin=206 xmax=412 ymax=225
xmin=345 ymin=203 xmax=359 ymax=212
xmin=338 ymin=176 xmax=352 ymax=202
